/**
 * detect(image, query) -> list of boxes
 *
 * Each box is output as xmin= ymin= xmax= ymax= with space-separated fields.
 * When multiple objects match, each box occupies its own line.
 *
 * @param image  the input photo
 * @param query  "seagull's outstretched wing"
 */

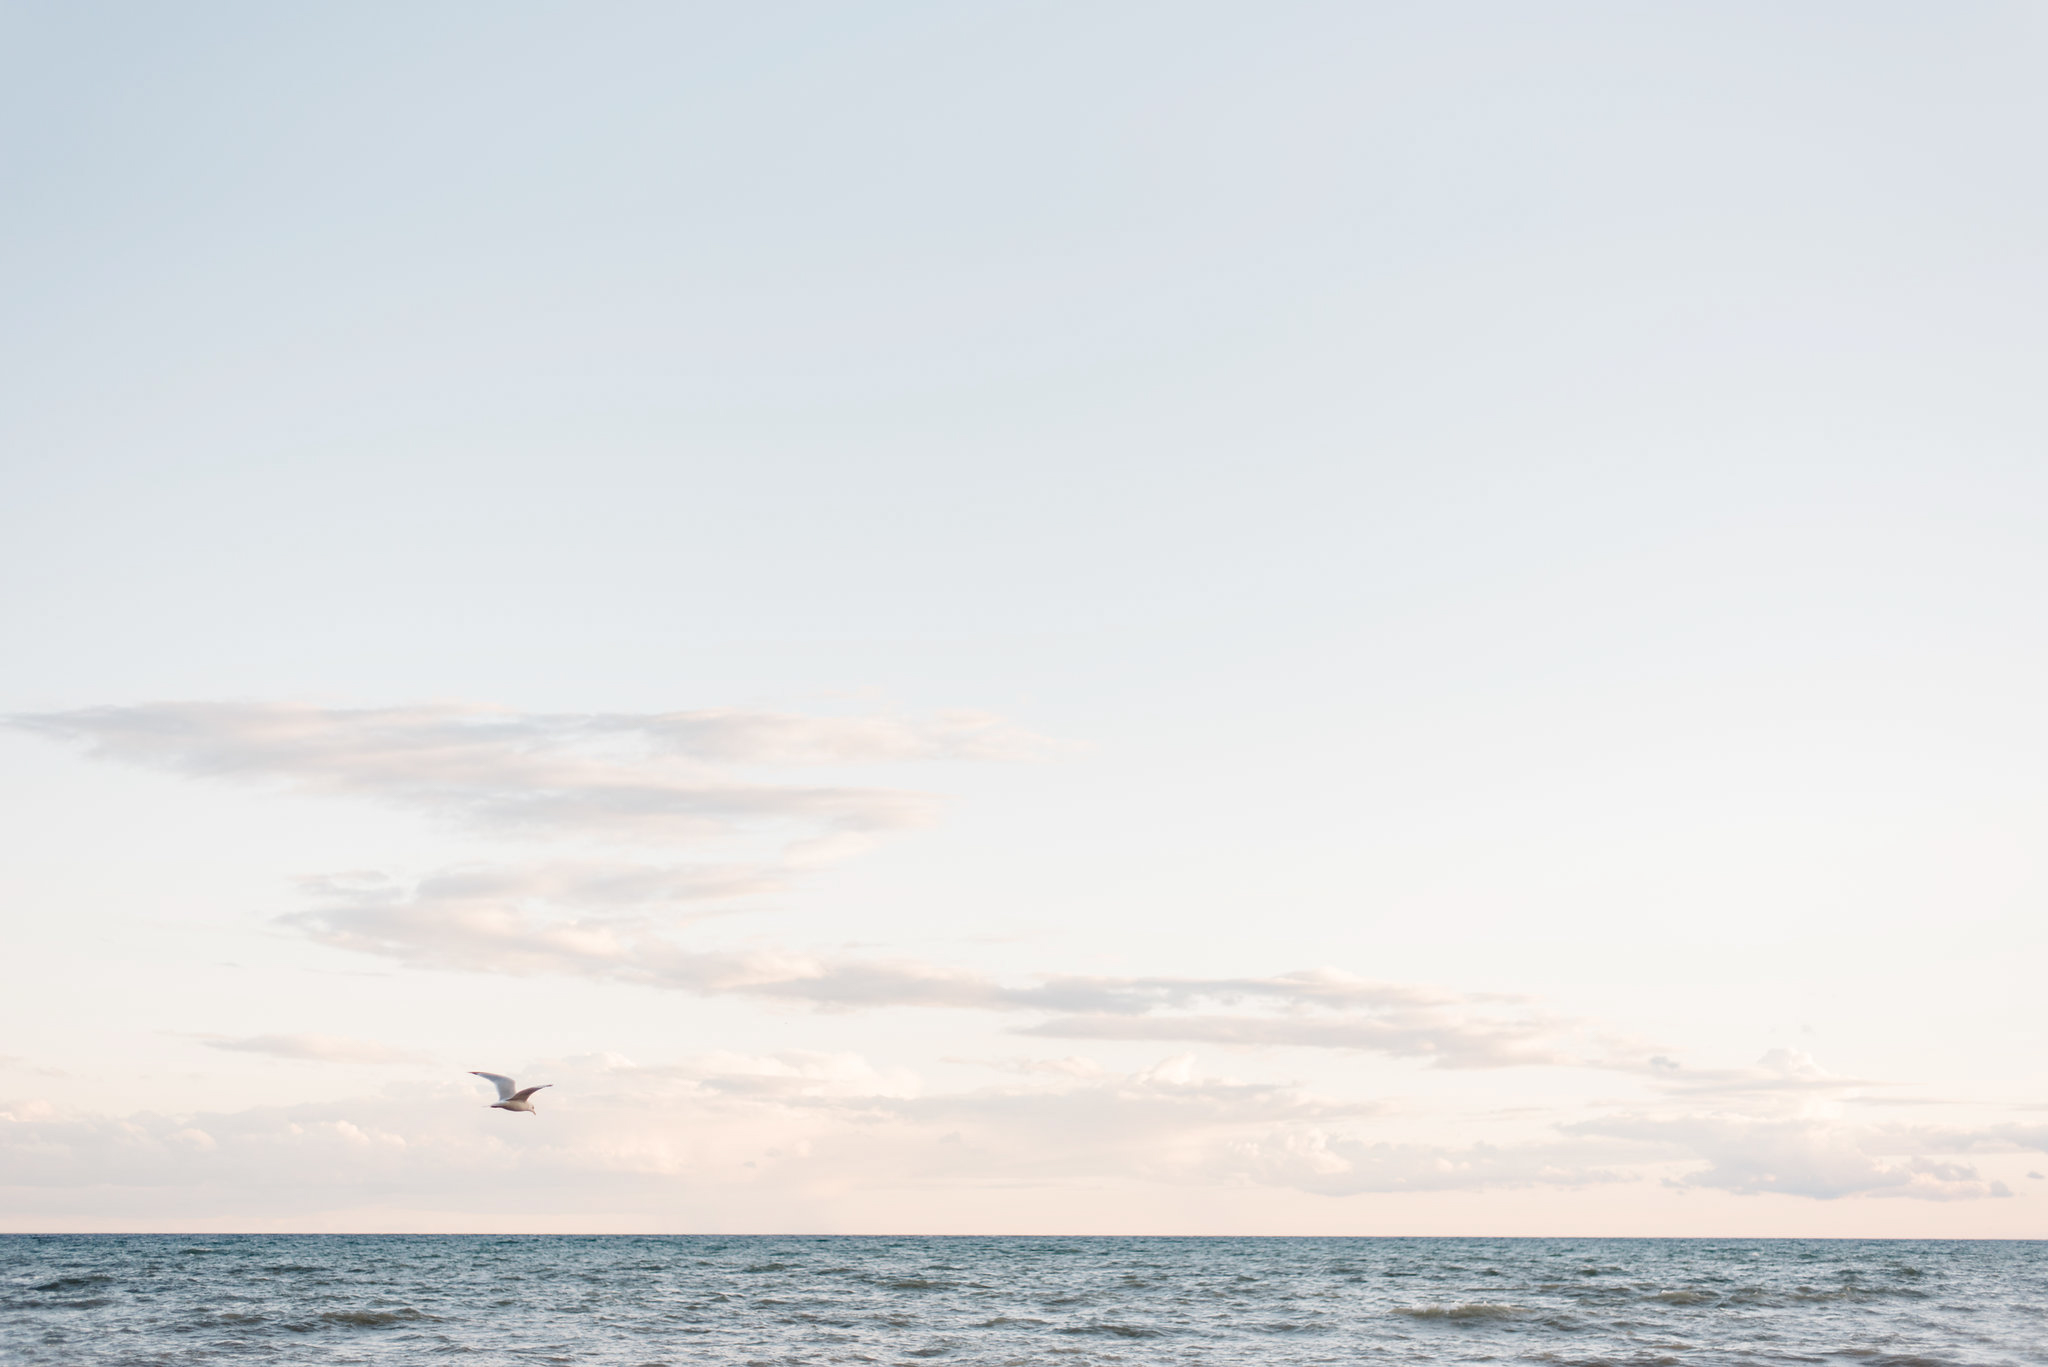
xmin=471 ymin=1071 xmax=518 ymax=1102
xmin=510 ymin=1085 xmax=551 ymax=1103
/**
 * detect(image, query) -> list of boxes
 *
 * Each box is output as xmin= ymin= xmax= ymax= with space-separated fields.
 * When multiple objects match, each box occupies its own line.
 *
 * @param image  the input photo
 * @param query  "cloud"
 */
xmin=281 ymin=878 xmax=1608 ymax=1067
xmin=284 ymin=876 xmax=1020 ymax=1005
xmin=11 ymin=701 xmax=1049 ymax=857
xmin=16 ymin=697 xmax=2029 ymax=1218
xmin=1550 ymin=1051 xmax=2026 ymax=1203
xmin=292 ymin=861 xmax=786 ymax=950
xmin=0 ymin=1053 xmax=1555 ymax=1214
xmin=21 ymin=698 xmax=1649 ymax=1080
xmin=1859 ymin=1121 xmax=2048 ymax=1156
xmin=6 ymin=1046 xmax=2026 ymax=1217
xmin=619 ymin=708 xmax=1060 ymax=765
xmin=0 ymin=1054 xmax=908 ymax=1208
xmin=808 ymin=1054 xmax=1625 ymax=1197
xmin=1566 ymin=1112 xmax=2013 ymax=1201
xmin=203 ymin=1034 xmax=426 ymax=1065
xmin=947 ymin=1055 xmax=1108 ymax=1078
xmin=12 ymin=701 xmax=1052 ymax=773
xmin=837 ymin=1054 xmax=1417 ymax=1190
xmin=1020 ymin=1008 xmax=1579 ymax=1070
xmin=0 ymin=1057 xmax=68 ymax=1079
xmin=1228 ymin=1129 xmax=1625 ymax=1196
xmin=1630 ymin=1047 xmax=1886 ymax=1098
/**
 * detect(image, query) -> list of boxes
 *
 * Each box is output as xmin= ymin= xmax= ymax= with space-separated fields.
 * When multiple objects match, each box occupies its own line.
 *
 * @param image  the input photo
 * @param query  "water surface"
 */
xmin=3 ymin=1234 xmax=2043 ymax=1364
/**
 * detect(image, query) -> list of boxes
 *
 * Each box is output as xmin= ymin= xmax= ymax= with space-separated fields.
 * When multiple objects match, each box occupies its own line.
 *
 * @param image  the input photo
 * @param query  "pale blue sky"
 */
xmin=3 ymin=2 xmax=2046 ymax=1233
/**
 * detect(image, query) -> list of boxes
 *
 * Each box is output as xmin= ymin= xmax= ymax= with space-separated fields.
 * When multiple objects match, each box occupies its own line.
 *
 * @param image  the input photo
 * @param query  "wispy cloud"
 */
xmin=284 ymin=875 xmax=1019 ymax=1005
xmin=302 ymin=863 xmax=787 ymax=916
xmin=18 ymin=699 xmax=1657 ymax=1076
xmin=1011 ymin=970 xmax=1614 ymax=1069
xmin=12 ymin=701 xmax=1053 ymax=773
xmin=284 ymin=879 xmax=1611 ymax=1068
xmin=203 ymin=1034 xmax=426 ymax=1065
xmin=1020 ymin=1007 xmax=1583 ymax=1069
xmin=1629 ymin=1047 xmax=1888 ymax=1098
xmin=11 ymin=701 xmax=1050 ymax=859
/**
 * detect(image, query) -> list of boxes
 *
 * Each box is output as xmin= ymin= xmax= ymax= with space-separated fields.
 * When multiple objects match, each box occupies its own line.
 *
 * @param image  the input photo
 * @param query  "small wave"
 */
xmin=1790 ymin=1286 xmax=1927 ymax=1303
xmin=1058 ymin=1322 xmax=1166 ymax=1338
xmin=32 ymin=1275 xmax=112 ymax=1291
xmin=1395 ymin=1302 xmax=1526 ymax=1322
xmin=319 ymin=1307 xmax=435 ymax=1328
xmin=1252 ymin=1319 xmax=1334 ymax=1334
xmin=1653 ymin=1290 xmax=1714 ymax=1305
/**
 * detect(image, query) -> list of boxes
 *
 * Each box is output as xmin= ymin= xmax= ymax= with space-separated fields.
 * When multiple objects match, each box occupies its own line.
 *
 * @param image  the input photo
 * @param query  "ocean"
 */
xmin=2 ymin=1234 xmax=2043 ymax=1365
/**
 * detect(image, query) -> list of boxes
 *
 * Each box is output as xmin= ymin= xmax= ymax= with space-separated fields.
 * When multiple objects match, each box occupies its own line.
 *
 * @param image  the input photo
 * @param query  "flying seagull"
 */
xmin=471 ymin=1071 xmax=551 ymax=1115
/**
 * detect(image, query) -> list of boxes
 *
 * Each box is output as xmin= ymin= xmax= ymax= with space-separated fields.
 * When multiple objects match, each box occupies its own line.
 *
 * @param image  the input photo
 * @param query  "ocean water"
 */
xmin=2 ymin=1234 xmax=2043 ymax=1365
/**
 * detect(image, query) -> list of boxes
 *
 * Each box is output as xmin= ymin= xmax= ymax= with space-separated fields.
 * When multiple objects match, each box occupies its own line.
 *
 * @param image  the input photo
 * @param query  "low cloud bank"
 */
xmin=5 ymin=1051 xmax=2034 ymax=1217
xmin=1567 ymin=1114 xmax=2017 ymax=1201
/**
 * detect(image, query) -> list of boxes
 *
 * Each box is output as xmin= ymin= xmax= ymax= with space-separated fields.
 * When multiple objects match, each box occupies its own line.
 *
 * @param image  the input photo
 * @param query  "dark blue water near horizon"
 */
xmin=3 ymin=1234 xmax=2043 ymax=1365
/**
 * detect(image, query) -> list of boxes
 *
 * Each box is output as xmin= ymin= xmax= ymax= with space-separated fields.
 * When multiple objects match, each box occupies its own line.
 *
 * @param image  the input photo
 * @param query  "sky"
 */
xmin=2 ymin=1 xmax=2046 ymax=1235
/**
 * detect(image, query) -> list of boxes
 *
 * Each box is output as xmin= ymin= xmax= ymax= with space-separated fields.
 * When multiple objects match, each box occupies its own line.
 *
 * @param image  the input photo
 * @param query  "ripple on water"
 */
xmin=0 ymin=1235 xmax=2041 ymax=1365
